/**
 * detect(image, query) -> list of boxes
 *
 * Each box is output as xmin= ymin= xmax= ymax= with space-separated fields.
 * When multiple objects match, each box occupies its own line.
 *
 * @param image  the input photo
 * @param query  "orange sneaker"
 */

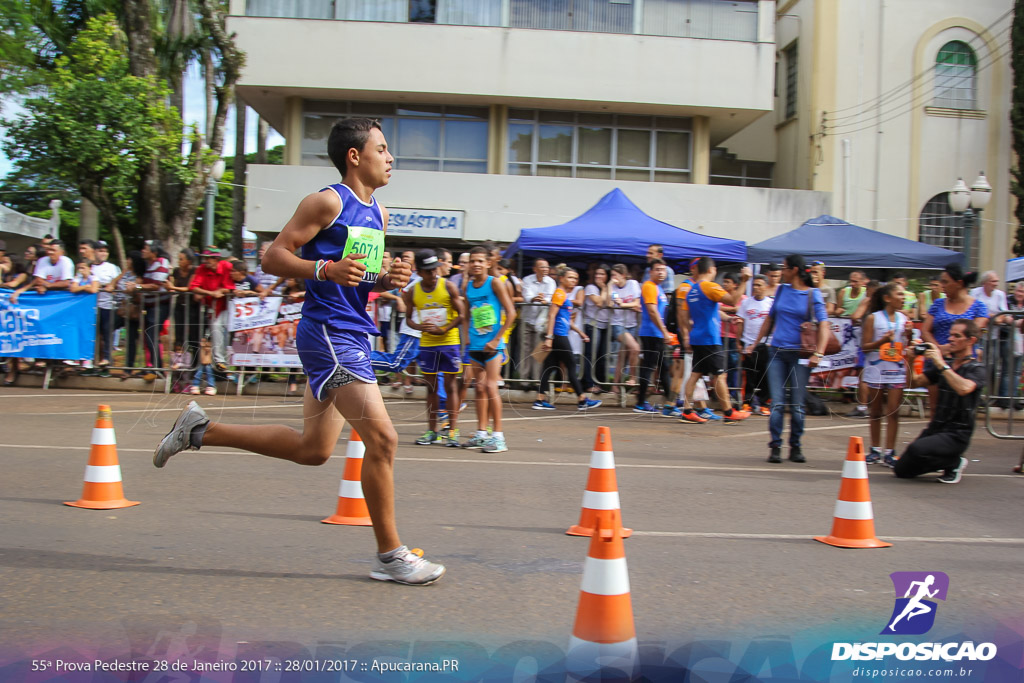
xmin=678 ymin=410 xmax=708 ymax=424
xmin=722 ymin=409 xmax=750 ymax=423
xmin=758 ymin=405 xmax=771 ymax=416
xmin=741 ymin=403 xmax=753 ymax=413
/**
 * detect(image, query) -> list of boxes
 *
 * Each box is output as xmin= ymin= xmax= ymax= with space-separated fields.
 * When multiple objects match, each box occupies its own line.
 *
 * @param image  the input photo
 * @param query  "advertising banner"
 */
xmin=228 ymin=296 xmax=303 ymax=368
xmin=0 ymin=291 xmax=97 ymax=360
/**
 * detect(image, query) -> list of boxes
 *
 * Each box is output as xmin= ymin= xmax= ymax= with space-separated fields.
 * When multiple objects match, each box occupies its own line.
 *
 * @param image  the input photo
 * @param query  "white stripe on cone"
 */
xmin=346 ymin=441 xmax=365 ymax=459
xmin=84 ymin=465 xmax=123 ymax=483
xmin=91 ymin=428 xmax=116 ymax=445
xmin=834 ymin=499 xmax=874 ymax=521
xmin=580 ymin=557 xmax=631 ymax=596
xmin=589 ymin=450 xmax=615 ymax=470
xmin=581 ymin=490 xmax=621 ymax=511
xmin=842 ymin=460 xmax=868 ymax=479
xmin=340 ymin=480 xmax=365 ymax=500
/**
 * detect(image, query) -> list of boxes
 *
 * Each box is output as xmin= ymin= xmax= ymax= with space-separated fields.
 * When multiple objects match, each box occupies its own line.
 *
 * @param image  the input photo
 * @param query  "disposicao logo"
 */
xmin=882 ymin=571 xmax=948 ymax=635
xmin=831 ymin=571 xmax=997 ymax=662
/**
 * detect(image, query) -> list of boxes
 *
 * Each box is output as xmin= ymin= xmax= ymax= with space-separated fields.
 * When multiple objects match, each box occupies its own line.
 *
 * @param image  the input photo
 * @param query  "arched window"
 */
xmin=919 ymin=192 xmax=976 ymax=269
xmin=934 ymin=41 xmax=976 ymax=109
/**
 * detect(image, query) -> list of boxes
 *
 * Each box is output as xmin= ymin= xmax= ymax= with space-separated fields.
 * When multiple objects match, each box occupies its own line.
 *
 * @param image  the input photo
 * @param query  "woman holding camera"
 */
xmin=920 ymin=264 xmax=988 ymax=414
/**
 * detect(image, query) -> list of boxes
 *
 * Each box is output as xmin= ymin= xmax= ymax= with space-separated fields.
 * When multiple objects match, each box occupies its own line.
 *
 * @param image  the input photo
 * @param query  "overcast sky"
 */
xmin=0 ymin=62 xmax=285 ymax=182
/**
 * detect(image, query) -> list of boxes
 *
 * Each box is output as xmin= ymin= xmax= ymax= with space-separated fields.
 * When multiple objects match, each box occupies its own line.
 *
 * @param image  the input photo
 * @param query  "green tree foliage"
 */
xmin=1 ymin=15 xmax=183 ymax=264
xmin=1012 ymin=0 xmax=1024 ymax=255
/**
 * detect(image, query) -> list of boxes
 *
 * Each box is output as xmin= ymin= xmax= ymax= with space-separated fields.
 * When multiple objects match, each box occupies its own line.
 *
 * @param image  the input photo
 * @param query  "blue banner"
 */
xmin=0 ymin=291 xmax=97 ymax=360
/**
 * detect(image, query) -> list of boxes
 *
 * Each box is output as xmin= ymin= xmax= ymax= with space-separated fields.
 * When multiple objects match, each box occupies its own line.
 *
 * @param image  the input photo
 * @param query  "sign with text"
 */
xmin=0 ymin=291 xmax=97 ymax=360
xmin=228 ymin=296 xmax=303 ymax=368
xmin=385 ymin=208 xmax=464 ymax=239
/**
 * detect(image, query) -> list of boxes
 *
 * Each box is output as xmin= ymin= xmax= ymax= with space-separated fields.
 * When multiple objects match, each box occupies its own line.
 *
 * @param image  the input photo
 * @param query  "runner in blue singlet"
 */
xmin=154 ymin=118 xmax=445 ymax=586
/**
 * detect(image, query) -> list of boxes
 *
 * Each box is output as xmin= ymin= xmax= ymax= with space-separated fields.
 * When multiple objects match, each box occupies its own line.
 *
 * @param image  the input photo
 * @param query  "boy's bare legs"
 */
xmin=201 ymin=381 xmax=400 ymax=553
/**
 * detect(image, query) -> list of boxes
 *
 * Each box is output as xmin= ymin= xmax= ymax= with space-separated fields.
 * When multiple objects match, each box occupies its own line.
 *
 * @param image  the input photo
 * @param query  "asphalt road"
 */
xmin=1 ymin=386 xmax=1022 ymax=673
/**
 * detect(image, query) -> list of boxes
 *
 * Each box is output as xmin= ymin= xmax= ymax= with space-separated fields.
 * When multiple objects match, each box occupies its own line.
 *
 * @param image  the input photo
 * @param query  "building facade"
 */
xmin=229 ymin=0 xmax=833 ymax=253
xmin=722 ymin=0 xmax=1016 ymax=272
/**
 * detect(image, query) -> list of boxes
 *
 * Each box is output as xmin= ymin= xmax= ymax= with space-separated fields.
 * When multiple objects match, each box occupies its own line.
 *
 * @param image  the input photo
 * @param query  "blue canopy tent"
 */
xmin=504 ymin=189 xmax=747 ymax=268
xmin=746 ymin=215 xmax=963 ymax=269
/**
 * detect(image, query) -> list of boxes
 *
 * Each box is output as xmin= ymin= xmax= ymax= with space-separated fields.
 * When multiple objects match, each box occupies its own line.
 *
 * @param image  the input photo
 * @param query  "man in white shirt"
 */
xmin=81 ymin=239 xmax=121 ymax=368
xmin=519 ymin=258 xmax=556 ymax=382
xmin=12 ymin=239 xmax=74 ymax=303
xmin=971 ymin=270 xmax=1012 ymax=407
xmin=737 ymin=274 xmax=775 ymax=415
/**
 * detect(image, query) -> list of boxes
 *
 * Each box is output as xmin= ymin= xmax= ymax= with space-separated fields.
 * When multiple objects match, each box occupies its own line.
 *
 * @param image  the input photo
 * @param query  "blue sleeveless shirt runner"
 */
xmin=296 ymin=183 xmax=386 ymax=400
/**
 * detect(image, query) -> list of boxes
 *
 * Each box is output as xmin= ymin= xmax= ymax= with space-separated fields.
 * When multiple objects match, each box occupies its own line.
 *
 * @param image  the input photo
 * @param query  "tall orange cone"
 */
xmin=321 ymin=429 xmax=372 ymax=526
xmin=567 ymin=426 xmax=632 ymax=538
xmin=566 ymin=509 xmax=638 ymax=681
xmin=814 ymin=436 xmax=891 ymax=549
xmin=65 ymin=405 xmax=140 ymax=510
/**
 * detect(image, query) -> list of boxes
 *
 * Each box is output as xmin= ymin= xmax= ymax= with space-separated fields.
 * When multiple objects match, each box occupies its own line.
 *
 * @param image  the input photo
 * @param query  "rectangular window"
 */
xmin=709 ymin=148 xmax=773 ymax=187
xmin=301 ymin=101 xmax=488 ymax=172
xmin=506 ymin=110 xmax=692 ymax=183
xmin=784 ymin=41 xmax=798 ymax=120
xmin=510 ymin=0 xmax=632 ymax=33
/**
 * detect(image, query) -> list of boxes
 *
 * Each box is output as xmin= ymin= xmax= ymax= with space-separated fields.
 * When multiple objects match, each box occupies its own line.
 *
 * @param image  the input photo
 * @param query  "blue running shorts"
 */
xmin=296 ymin=318 xmax=376 ymax=401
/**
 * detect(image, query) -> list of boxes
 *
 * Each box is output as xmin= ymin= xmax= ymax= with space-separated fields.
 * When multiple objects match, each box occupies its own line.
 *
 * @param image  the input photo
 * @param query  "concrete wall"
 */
xmin=228 ymin=16 xmax=775 ymax=142
xmin=245 ymin=164 xmax=831 ymax=246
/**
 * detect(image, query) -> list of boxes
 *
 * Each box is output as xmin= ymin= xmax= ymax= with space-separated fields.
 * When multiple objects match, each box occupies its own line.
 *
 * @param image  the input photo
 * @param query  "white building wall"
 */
xmin=245 ymin=165 xmax=831 ymax=247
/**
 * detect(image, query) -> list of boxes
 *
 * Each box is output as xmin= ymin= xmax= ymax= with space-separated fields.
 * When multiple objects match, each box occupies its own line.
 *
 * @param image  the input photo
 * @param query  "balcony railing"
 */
xmin=244 ymin=0 xmax=759 ymax=42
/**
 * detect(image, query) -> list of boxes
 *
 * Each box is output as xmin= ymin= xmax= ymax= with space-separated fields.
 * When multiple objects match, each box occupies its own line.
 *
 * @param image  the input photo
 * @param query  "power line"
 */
xmin=823 ymin=7 xmax=1012 ymax=119
xmin=824 ymin=25 xmax=1010 ymax=130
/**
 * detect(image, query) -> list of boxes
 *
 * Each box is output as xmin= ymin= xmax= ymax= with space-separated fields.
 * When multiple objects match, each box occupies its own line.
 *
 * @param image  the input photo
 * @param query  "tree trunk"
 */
xmin=1012 ymin=0 xmax=1024 ymax=255
xmin=233 ymin=97 xmax=248 ymax=258
xmin=257 ymin=117 xmax=268 ymax=164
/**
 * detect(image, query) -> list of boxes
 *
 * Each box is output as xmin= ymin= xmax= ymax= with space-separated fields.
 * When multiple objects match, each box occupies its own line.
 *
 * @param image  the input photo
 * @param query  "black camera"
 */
xmin=912 ymin=343 xmax=930 ymax=354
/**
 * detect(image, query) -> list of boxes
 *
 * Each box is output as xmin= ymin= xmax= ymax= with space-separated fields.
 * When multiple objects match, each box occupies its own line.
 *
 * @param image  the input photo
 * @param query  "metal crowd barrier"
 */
xmin=982 ymin=310 xmax=1023 ymax=439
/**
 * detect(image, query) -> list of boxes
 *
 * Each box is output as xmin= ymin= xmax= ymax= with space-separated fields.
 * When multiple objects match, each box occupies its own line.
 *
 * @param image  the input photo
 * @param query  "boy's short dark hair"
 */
xmin=469 ymin=246 xmax=489 ymax=256
xmin=648 ymin=257 xmax=665 ymax=267
xmin=327 ymin=117 xmax=382 ymax=177
xmin=766 ymin=263 xmax=782 ymax=273
xmin=694 ymin=256 xmax=714 ymax=275
xmin=753 ymin=274 xmax=767 ymax=284
xmin=232 ymin=261 xmax=248 ymax=273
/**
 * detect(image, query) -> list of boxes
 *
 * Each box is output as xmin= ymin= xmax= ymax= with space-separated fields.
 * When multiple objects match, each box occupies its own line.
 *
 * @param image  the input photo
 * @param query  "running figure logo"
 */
xmin=881 ymin=571 xmax=949 ymax=635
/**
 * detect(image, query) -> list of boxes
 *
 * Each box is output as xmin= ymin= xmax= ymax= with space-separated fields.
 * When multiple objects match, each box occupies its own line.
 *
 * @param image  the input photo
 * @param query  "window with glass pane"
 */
xmin=511 ymin=0 xmax=570 ymax=30
xmin=538 ymin=125 xmax=573 ymax=163
xmin=934 ymin=41 xmax=976 ymax=109
xmin=617 ymin=129 xmax=651 ymax=167
xmin=444 ymin=120 xmax=488 ymax=162
xmin=508 ymin=124 xmax=534 ymax=163
xmin=578 ymin=127 xmax=612 ymax=166
xmin=302 ymin=102 xmax=487 ymax=173
xmin=655 ymin=131 xmax=688 ymax=169
xmin=506 ymin=110 xmax=691 ymax=183
xmin=919 ymin=193 xmax=976 ymax=268
xmin=409 ymin=0 xmax=436 ymax=22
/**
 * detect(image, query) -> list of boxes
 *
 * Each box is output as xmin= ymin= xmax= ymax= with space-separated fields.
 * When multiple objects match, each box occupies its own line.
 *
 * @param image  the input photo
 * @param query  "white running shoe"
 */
xmin=370 ymin=546 xmax=446 ymax=585
xmin=153 ymin=401 xmax=209 ymax=468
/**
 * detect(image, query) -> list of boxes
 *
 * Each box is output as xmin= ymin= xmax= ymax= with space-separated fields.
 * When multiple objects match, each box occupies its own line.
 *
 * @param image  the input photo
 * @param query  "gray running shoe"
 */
xmin=482 ymin=436 xmax=507 ymax=453
xmin=154 ymin=400 xmax=209 ymax=468
xmin=462 ymin=434 xmax=489 ymax=450
xmin=370 ymin=546 xmax=446 ymax=585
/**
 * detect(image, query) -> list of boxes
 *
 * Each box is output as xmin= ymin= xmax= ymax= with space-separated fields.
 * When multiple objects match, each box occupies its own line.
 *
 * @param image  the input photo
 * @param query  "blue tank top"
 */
xmin=466 ymin=276 xmax=504 ymax=351
xmin=300 ymin=184 xmax=384 ymax=336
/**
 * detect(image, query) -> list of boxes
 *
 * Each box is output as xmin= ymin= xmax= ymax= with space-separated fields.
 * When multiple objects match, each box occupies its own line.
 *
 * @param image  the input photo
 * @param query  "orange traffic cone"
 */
xmin=567 ymin=426 xmax=632 ymax=538
xmin=814 ymin=437 xmax=891 ymax=549
xmin=566 ymin=509 xmax=638 ymax=681
xmin=65 ymin=405 xmax=139 ymax=510
xmin=321 ymin=429 xmax=372 ymax=526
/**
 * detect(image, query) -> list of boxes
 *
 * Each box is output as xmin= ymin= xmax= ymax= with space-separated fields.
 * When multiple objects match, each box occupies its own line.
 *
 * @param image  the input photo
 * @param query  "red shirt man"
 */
xmin=189 ymin=248 xmax=235 ymax=315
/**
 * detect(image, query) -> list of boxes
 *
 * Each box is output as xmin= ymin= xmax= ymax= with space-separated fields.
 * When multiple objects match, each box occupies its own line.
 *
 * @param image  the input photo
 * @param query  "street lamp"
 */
xmin=203 ymin=159 xmax=226 ymax=248
xmin=947 ymin=172 xmax=991 ymax=270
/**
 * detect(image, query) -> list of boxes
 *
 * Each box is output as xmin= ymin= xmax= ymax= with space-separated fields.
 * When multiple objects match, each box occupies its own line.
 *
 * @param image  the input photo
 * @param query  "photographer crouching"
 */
xmin=895 ymin=319 xmax=985 ymax=484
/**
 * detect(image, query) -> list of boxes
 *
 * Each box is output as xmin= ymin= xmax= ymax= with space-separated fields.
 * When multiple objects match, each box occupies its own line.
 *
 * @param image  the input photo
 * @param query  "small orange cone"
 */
xmin=566 ymin=509 xmax=638 ymax=681
xmin=65 ymin=405 xmax=140 ymax=510
xmin=567 ymin=426 xmax=632 ymax=538
xmin=814 ymin=437 xmax=891 ymax=549
xmin=321 ymin=429 xmax=372 ymax=526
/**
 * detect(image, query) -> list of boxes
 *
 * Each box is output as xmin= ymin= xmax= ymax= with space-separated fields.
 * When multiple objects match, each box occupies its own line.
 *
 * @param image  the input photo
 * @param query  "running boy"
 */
xmin=461 ymin=247 xmax=517 ymax=453
xmin=403 ymin=249 xmax=465 ymax=447
xmin=153 ymin=118 xmax=445 ymax=585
